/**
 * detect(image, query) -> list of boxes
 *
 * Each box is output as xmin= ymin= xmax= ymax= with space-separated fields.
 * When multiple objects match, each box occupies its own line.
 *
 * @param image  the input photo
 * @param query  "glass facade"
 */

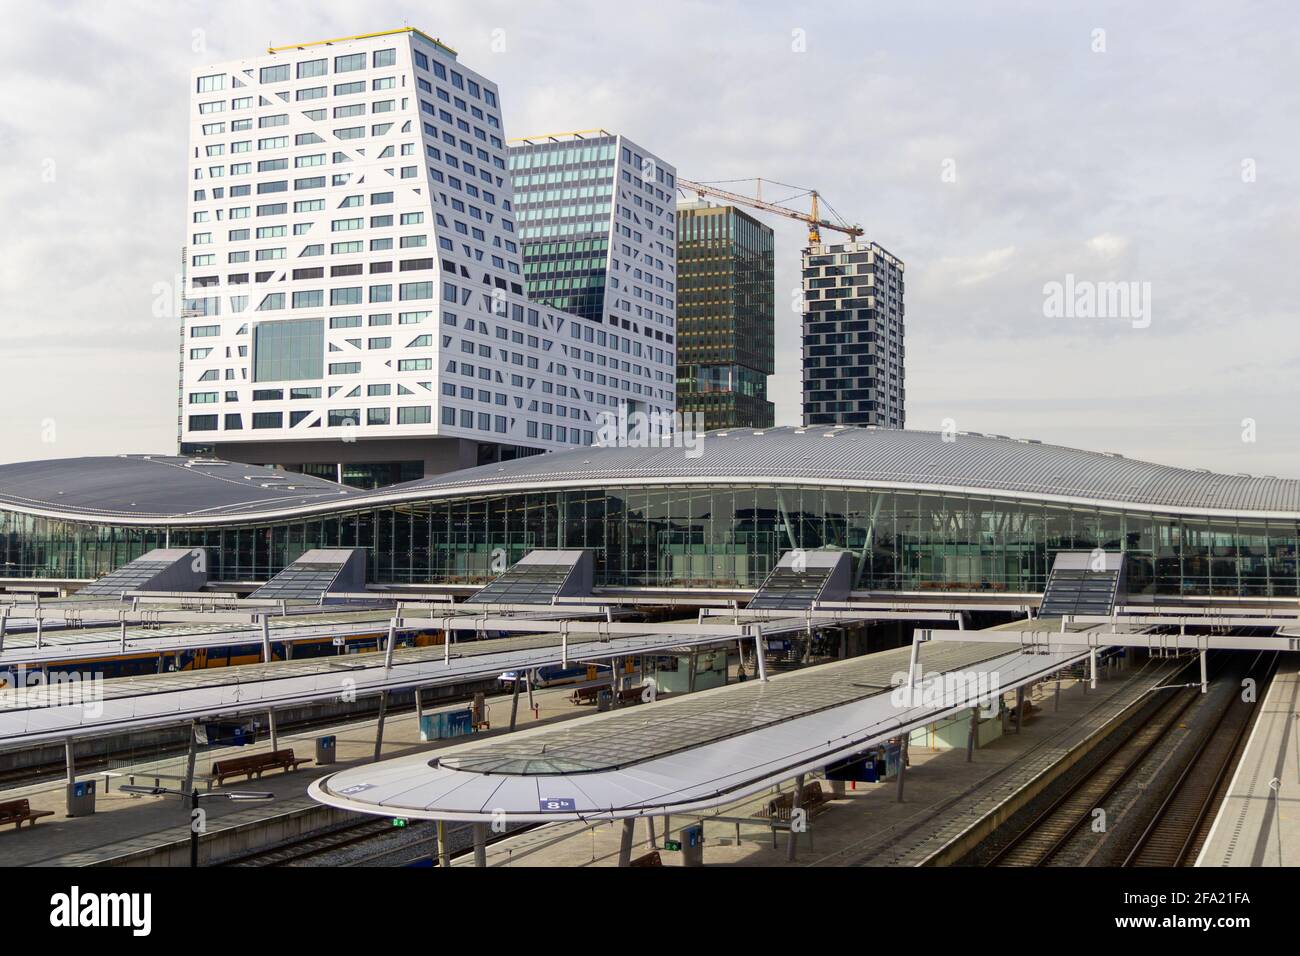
xmin=508 ymin=137 xmax=618 ymax=320
xmin=676 ymin=204 xmax=775 ymax=429
xmin=3 ymin=485 xmax=1297 ymax=598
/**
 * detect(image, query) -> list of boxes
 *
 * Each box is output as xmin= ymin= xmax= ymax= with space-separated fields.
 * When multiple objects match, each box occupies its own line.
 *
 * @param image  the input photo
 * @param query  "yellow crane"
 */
xmin=676 ymin=177 xmax=863 ymax=246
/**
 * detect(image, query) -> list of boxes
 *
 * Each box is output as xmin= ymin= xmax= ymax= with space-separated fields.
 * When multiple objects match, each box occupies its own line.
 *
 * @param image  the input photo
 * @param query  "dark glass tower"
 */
xmin=675 ymin=203 xmax=775 ymax=429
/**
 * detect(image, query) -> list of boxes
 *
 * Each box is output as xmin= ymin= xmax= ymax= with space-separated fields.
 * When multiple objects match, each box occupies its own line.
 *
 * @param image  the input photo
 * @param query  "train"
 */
xmin=0 ymin=628 xmax=447 ymax=689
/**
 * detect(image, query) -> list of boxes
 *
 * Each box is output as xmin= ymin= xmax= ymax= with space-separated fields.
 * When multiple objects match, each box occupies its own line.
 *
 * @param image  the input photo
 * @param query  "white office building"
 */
xmin=179 ymin=28 xmax=668 ymax=486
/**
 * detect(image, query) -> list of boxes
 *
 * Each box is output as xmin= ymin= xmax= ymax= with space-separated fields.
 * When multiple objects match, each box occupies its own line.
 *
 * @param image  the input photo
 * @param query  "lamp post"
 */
xmin=121 ymin=785 xmax=274 ymax=867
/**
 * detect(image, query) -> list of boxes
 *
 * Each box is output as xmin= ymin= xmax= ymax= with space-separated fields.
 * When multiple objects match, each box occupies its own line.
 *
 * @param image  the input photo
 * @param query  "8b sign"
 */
xmin=539 ymin=797 xmax=576 ymax=812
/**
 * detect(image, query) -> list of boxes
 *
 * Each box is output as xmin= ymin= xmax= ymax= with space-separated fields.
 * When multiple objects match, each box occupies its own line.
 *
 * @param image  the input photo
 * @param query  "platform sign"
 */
xmin=337 ymin=783 xmax=374 ymax=795
xmin=392 ymin=818 xmax=408 ymax=828
xmin=539 ymin=797 xmax=576 ymax=812
xmin=664 ymin=839 xmax=682 ymax=851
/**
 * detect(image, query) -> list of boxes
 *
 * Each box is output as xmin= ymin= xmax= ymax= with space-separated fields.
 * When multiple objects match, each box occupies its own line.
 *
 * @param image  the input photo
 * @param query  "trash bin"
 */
xmin=597 ymin=689 xmax=612 ymax=712
xmin=315 ymin=735 xmax=336 ymax=766
xmin=681 ymin=823 xmax=704 ymax=867
xmin=66 ymin=779 xmax=97 ymax=817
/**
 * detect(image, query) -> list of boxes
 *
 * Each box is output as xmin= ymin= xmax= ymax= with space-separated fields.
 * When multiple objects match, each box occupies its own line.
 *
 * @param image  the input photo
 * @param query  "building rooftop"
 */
xmin=2 ymin=427 xmax=1298 ymax=524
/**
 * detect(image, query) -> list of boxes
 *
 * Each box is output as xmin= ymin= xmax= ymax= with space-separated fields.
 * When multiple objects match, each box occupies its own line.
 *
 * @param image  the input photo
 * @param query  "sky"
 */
xmin=1 ymin=0 xmax=1298 ymax=475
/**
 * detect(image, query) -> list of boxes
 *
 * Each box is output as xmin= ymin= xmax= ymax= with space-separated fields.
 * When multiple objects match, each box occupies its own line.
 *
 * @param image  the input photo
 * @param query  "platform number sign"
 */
xmin=539 ymin=797 xmax=576 ymax=812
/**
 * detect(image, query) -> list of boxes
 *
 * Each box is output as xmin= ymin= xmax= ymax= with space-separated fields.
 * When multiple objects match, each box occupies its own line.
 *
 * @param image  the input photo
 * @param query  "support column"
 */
xmin=647 ymin=814 xmax=658 ymax=849
xmin=0 ymin=609 xmax=7 ymax=653
xmin=687 ymin=651 xmax=697 ymax=694
xmin=786 ymin=773 xmax=805 ymax=862
xmin=1200 ymin=649 xmax=1208 ymax=694
xmin=35 ymin=614 xmax=42 ymax=650
xmin=1014 ymin=686 xmax=1024 ymax=734
xmin=260 ymin=615 xmax=271 ymax=663
xmin=526 ymin=670 xmax=535 ymax=712
xmin=383 ymin=620 xmax=397 ymax=670
xmin=895 ymin=737 xmax=908 ymax=803
xmin=437 ymin=820 xmax=451 ymax=868
xmin=509 ymin=671 xmax=522 ymax=732
xmin=1090 ymin=647 xmax=1098 ymax=691
xmin=966 ymin=706 xmax=978 ymax=762
xmin=906 ymin=634 xmax=922 ymax=700
xmin=119 ymin=618 xmax=127 ymax=654
xmin=1055 ymin=675 xmax=1061 ymax=711
xmin=183 ymin=720 xmax=198 ymax=793
xmin=373 ymin=691 xmax=388 ymax=762
xmin=618 ymin=817 xmax=635 ymax=867
xmin=415 ymin=686 xmax=424 ymax=723
xmin=754 ymin=629 xmax=768 ymax=682
xmin=64 ymin=739 xmax=75 ymax=816
xmin=473 ymin=822 xmax=487 ymax=868
xmin=268 ymin=709 xmax=278 ymax=752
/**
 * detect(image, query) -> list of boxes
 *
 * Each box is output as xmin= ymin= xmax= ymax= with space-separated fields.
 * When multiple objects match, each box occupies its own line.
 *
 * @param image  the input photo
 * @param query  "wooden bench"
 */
xmin=0 ymin=798 xmax=54 ymax=830
xmin=570 ymin=686 xmax=602 ymax=705
xmin=629 ymin=850 xmax=663 ymax=867
xmin=756 ymin=782 xmax=830 ymax=849
xmin=209 ymin=749 xmax=311 ymax=789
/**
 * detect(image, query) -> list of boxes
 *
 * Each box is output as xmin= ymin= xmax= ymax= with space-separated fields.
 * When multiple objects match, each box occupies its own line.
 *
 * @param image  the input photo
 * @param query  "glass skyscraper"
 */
xmin=675 ymin=203 xmax=775 ymax=429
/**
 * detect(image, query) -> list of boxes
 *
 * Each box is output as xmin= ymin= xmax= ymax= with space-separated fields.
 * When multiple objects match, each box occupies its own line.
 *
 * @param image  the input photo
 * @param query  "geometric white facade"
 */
xmin=180 ymin=28 xmax=665 ymax=471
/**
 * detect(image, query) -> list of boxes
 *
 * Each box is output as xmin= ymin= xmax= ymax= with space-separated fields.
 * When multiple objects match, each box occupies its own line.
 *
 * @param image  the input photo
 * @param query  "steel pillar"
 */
xmin=473 ymin=822 xmax=487 ymax=867
xmin=786 ymin=773 xmax=805 ymax=862
xmin=373 ymin=691 xmax=388 ymax=762
xmin=618 ymin=818 xmax=635 ymax=867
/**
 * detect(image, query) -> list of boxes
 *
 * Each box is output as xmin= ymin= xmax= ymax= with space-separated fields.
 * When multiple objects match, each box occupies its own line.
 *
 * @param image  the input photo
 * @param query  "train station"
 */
xmin=0 ymin=426 xmax=1295 ymax=877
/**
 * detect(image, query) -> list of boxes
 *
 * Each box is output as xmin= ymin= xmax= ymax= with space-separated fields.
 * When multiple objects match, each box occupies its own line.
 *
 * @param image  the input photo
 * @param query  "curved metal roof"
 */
xmin=0 ymin=454 xmax=358 ymax=521
xmin=1 ymin=427 xmax=1298 ymax=524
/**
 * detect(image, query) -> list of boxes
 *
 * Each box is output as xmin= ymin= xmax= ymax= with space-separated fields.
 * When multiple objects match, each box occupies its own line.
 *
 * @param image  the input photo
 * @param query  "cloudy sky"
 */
xmin=2 ymin=0 xmax=1298 ymax=474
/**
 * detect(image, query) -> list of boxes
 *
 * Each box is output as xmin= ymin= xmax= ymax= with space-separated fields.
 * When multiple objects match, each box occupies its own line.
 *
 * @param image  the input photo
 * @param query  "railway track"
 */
xmin=220 ymin=814 xmax=535 ymax=867
xmin=1122 ymin=651 xmax=1278 ymax=867
xmin=985 ymin=655 xmax=1209 ymax=867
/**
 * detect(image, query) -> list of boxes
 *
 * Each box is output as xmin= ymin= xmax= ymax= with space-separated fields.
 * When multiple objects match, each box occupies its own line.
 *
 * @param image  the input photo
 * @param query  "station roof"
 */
xmin=0 ymin=454 xmax=358 ymax=521
xmin=3 ymin=427 xmax=1299 ymax=525
xmin=308 ymin=641 xmax=1092 ymax=822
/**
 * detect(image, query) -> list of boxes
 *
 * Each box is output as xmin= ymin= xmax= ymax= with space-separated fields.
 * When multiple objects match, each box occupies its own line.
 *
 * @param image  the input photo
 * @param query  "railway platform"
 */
xmin=1199 ymin=658 xmax=1300 ymax=867
xmin=441 ymin=657 xmax=1169 ymax=866
xmin=0 ymin=681 xmax=586 ymax=866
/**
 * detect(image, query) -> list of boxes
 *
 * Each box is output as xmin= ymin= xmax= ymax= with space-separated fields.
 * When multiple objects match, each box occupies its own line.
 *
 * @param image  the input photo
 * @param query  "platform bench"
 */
xmin=209 ymin=749 xmax=311 ymax=789
xmin=757 ymin=782 xmax=830 ymax=849
xmin=629 ymin=850 xmax=663 ymax=867
xmin=0 ymin=798 xmax=54 ymax=830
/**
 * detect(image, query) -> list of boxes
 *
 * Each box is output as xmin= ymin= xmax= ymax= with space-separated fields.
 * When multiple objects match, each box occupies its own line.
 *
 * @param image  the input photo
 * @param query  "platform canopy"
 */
xmin=309 ymin=641 xmax=1094 ymax=822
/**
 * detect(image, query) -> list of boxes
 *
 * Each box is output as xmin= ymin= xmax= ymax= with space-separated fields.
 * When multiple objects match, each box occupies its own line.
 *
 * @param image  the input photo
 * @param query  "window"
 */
xmin=331 ymin=287 xmax=362 ymax=306
xmin=297 ymin=58 xmax=327 ymax=79
xmin=397 ymin=358 xmax=432 ymax=371
xmin=252 ymin=318 xmax=323 ymax=382
xmin=252 ymin=412 xmax=284 ymax=428
xmin=329 ymin=362 xmax=361 ymax=374
xmin=328 ymin=409 xmax=360 ymax=426
xmin=398 ymin=405 xmax=431 ymax=425
xmin=399 ymin=282 xmax=432 ymax=300
xmin=259 ymin=65 xmax=290 ymax=83
xmin=367 ymin=407 xmax=390 ymax=425
xmin=335 ymin=53 xmax=366 ymax=72
xmin=197 ymin=74 xmax=224 ymax=92
xmin=373 ymin=48 xmax=396 ymax=67
xmin=188 ymin=415 xmax=218 ymax=431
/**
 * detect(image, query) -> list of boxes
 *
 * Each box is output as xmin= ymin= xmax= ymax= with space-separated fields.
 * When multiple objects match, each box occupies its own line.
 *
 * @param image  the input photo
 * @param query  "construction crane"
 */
xmin=676 ymin=177 xmax=863 ymax=246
